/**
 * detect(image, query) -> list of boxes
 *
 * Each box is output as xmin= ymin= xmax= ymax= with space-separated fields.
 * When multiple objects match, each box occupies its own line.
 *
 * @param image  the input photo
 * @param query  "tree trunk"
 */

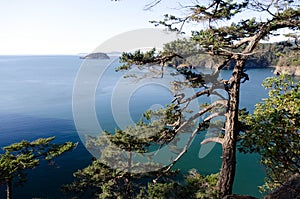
xmin=125 ymin=151 xmax=132 ymax=198
xmin=217 ymin=60 xmax=244 ymax=197
xmin=6 ymin=179 xmax=12 ymax=199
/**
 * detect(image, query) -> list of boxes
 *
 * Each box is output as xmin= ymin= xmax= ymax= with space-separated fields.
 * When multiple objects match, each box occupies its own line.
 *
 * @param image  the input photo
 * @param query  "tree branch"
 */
xmin=179 ymin=89 xmax=210 ymax=104
xmin=219 ymin=48 xmax=261 ymax=56
xmin=154 ymin=109 xmax=225 ymax=182
xmin=144 ymin=0 xmax=162 ymax=10
xmin=175 ymin=99 xmax=227 ymax=134
xmin=201 ymin=137 xmax=224 ymax=145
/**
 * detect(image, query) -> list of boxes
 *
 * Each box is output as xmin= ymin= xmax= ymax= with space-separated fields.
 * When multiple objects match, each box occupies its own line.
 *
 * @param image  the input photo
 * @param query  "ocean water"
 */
xmin=0 ymin=55 xmax=274 ymax=198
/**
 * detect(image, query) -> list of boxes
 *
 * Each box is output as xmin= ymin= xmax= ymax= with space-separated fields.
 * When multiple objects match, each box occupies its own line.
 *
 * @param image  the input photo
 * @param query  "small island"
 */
xmin=80 ymin=52 xmax=110 ymax=59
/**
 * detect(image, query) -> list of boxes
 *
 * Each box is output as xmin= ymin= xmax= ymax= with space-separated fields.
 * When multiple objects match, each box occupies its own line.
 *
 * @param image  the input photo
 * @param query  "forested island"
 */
xmin=80 ymin=52 xmax=110 ymax=59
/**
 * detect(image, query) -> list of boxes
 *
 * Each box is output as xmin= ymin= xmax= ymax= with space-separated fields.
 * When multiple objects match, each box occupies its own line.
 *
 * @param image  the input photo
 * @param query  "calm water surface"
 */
xmin=0 ymin=55 xmax=274 ymax=198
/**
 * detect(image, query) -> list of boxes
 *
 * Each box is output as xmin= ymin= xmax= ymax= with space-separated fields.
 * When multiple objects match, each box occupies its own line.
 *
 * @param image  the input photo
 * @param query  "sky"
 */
xmin=0 ymin=0 xmax=179 ymax=55
xmin=0 ymin=0 xmax=293 ymax=55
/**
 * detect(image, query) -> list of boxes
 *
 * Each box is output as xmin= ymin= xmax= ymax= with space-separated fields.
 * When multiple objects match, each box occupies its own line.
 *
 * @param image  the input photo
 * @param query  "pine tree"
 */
xmin=239 ymin=74 xmax=300 ymax=193
xmin=0 ymin=137 xmax=76 ymax=199
xmin=118 ymin=0 xmax=300 ymax=197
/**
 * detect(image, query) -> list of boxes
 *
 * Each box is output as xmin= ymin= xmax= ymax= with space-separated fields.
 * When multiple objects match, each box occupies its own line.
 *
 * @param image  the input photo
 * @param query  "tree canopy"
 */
xmin=0 ymin=137 xmax=76 ymax=199
xmin=66 ymin=0 xmax=300 ymax=198
xmin=117 ymin=0 xmax=300 ymax=197
xmin=239 ymin=74 xmax=300 ymax=192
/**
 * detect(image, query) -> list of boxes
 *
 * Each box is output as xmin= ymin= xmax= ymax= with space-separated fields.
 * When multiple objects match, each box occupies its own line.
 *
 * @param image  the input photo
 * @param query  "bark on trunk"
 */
xmin=217 ymin=60 xmax=244 ymax=197
xmin=6 ymin=179 xmax=12 ymax=199
xmin=125 ymin=151 xmax=132 ymax=198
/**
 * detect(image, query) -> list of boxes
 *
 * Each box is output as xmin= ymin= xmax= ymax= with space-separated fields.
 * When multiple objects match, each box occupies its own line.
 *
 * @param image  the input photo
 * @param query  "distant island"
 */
xmin=80 ymin=52 xmax=110 ymax=59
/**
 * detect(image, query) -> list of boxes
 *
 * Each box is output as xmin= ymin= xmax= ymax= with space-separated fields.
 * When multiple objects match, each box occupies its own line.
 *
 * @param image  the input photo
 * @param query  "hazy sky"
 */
xmin=0 ymin=0 xmax=291 ymax=55
xmin=0 ymin=0 xmax=183 ymax=55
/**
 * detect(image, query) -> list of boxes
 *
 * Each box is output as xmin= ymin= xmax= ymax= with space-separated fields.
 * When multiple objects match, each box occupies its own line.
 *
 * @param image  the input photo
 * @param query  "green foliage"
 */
xmin=277 ymin=48 xmax=300 ymax=67
xmin=150 ymin=1 xmax=248 ymax=33
xmin=63 ymin=115 xmax=165 ymax=198
xmin=65 ymin=159 xmax=219 ymax=199
xmin=85 ymin=104 xmax=181 ymax=164
xmin=63 ymin=104 xmax=214 ymax=198
xmin=0 ymin=137 xmax=76 ymax=198
xmin=184 ymin=170 xmax=219 ymax=199
xmin=62 ymin=159 xmax=133 ymax=199
xmin=163 ymin=37 xmax=299 ymax=69
xmin=162 ymin=38 xmax=205 ymax=67
xmin=0 ymin=137 xmax=76 ymax=183
xmin=138 ymin=170 xmax=219 ymax=199
xmin=113 ymin=0 xmax=300 ymax=197
xmin=117 ymin=48 xmax=156 ymax=71
xmin=239 ymin=74 xmax=300 ymax=191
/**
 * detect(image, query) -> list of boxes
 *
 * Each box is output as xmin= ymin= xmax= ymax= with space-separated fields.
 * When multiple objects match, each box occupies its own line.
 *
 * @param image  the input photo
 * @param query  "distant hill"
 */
xmin=163 ymin=39 xmax=300 ymax=75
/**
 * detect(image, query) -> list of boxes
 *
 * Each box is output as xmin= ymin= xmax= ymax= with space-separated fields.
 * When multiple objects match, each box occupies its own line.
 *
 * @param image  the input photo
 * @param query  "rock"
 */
xmin=274 ymin=66 xmax=300 ymax=76
xmin=264 ymin=173 xmax=300 ymax=199
xmin=223 ymin=194 xmax=258 ymax=199
xmin=177 ymin=63 xmax=193 ymax=69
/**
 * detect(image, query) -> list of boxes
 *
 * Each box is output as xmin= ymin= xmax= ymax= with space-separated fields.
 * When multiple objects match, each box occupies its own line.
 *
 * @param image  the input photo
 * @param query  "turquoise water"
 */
xmin=0 ymin=55 xmax=273 ymax=198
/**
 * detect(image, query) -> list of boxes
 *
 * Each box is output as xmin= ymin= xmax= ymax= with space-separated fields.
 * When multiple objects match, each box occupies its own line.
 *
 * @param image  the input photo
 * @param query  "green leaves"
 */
xmin=140 ymin=170 xmax=219 ymax=199
xmin=45 ymin=141 xmax=77 ymax=160
xmin=190 ymin=0 xmax=249 ymax=22
xmin=0 ymin=137 xmax=76 ymax=187
xmin=239 ymin=74 xmax=300 ymax=191
xmin=117 ymin=48 xmax=156 ymax=71
xmin=103 ymin=0 xmax=300 ymax=197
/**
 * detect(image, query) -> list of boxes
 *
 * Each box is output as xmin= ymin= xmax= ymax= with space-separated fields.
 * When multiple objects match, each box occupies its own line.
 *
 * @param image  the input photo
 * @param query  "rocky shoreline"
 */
xmin=193 ymin=60 xmax=300 ymax=76
xmin=273 ymin=65 xmax=300 ymax=76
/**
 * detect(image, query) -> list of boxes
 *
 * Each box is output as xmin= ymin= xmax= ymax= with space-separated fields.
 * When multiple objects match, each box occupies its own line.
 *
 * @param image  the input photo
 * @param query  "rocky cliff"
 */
xmin=274 ymin=65 xmax=300 ymax=76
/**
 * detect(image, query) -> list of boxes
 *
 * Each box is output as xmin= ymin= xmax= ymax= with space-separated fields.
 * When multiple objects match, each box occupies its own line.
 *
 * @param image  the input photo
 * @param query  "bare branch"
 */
xmin=249 ymin=0 xmax=278 ymax=18
xmin=179 ymin=89 xmax=210 ymax=104
xmin=154 ymin=119 xmax=204 ymax=182
xmin=154 ymin=109 xmax=225 ymax=182
xmin=201 ymin=137 xmax=224 ymax=145
xmin=219 ymin=48 xmax=261 ymax=56
xmin=153 ymin=52 xmax=183 ymax=65
xmin=178 ymin=84 xmax=226 ymax=105
xmin=144 ymin=0 xmax=162 ymax=10
xmin=230 ymin=36 xmax=256 ymax=49
xmin=175 ymin=99 xmax=227 ymax=133
xmin=204 ymin=111 xmax=225 ymax=122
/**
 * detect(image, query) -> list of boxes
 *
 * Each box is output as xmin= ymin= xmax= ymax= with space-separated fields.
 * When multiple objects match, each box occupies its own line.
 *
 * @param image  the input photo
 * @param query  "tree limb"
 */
xmin=175 ymin=99 xmax=227 ymax=134
xmin=154 ymin=109 xmax=225 ymax=182
xmin=144 ymin=0 xmax=162 ymax=10
xmin=201 ymin=137 xmax=224 ymax=145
